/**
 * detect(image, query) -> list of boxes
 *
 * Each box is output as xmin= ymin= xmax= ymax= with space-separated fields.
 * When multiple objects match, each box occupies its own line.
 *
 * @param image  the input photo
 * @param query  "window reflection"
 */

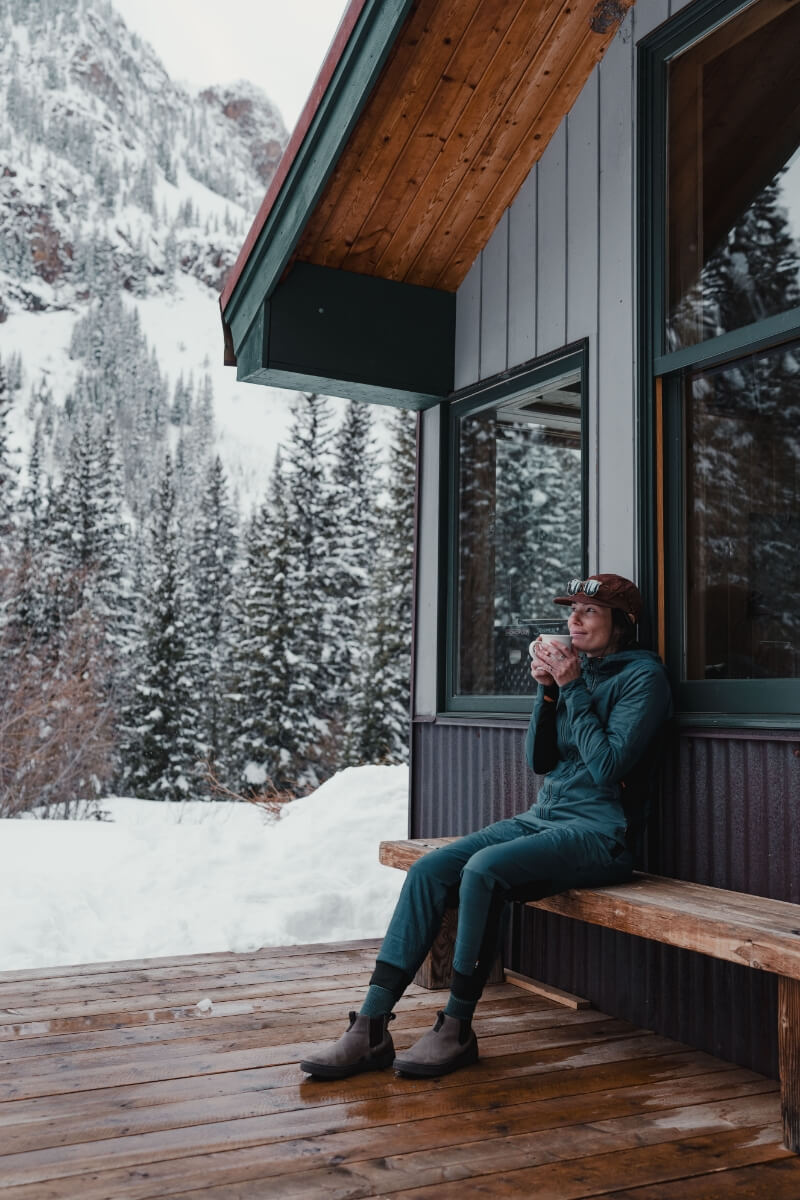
xmin=667 ymin=0 xmax=800 ymax=350
xmin=685 ymin=340 xmax=800 ymax=680
xmin=456 ymin=372 xmax=582 ymax=696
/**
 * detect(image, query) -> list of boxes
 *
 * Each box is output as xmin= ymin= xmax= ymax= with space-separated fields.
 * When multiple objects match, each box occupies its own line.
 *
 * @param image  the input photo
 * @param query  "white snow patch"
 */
xmin=742 ymin=1126 xmax=783 ymax=1148
xmin=154 ymin=165 xmax=250 ymax=226
xmin=653 ymin=1107 xmax=737 ymax=1132
xmin=243 ymin=762 xmax=268 ymax=786
xmin=132 ymin=276 xmax=306 ymax=505
xmin=0 ymin=764 xmax=408 ymax=971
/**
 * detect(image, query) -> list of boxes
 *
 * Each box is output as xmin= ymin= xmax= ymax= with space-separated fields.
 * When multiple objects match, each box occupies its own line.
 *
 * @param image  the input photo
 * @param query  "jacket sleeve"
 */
xmin=525 ymin=684 xmax=559 ymax=774
xmin=559 ymin=666 xmax=672 ymax=786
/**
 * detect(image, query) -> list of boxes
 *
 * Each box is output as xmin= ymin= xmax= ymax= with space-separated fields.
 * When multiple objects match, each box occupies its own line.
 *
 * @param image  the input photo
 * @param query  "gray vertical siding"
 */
xmin=479 ymin=209 xmax=509 ymax=380
xmin=565 ymin=68 xmax=600 ymax=567
xmin=507 ymin=170 xmax=537 ymax=367
xmin=536 ymin=121 xmax=568 ymax=354
xmin=596 ymin=16 xmax=636 ymax=577
xmin=565 ymin=70 xmax=599 ymax=346
xmin=453 ymin=255 xmax=481 ymax=391
xmin=413 ymin=406 xmax=442 ymax=719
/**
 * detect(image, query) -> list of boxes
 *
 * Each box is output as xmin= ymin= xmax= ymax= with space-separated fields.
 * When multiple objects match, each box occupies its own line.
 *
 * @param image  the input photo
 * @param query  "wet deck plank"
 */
xmin=0 ymin=939 xmax=797 ymax=1198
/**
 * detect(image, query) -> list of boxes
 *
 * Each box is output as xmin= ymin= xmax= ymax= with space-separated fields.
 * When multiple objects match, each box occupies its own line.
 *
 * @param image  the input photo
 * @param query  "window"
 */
xmin=683 ymin=341 xmax=800 ymax=683
xmin=666 ymin=0 xmax=800 ymax=351
xmin=641 ymin=0 xmax=800 ymax=722
xmin=446 ymin=349 xmax=587 ymax=713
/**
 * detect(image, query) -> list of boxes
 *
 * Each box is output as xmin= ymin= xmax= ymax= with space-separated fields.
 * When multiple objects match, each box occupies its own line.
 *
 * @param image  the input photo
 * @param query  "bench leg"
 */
xmin=413 ymin=906 xmax=503 ymax=991
xmin=779 ymin=975 xmax=800 ymax=1152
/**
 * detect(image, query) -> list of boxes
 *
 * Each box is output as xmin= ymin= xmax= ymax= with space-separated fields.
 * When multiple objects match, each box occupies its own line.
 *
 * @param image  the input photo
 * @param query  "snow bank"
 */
xmin=0 ymin=765 xmax=408 ymax=972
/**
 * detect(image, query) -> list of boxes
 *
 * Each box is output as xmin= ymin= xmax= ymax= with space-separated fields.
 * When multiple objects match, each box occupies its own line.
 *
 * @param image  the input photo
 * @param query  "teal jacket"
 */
xmin=522 ymin=649 xmax=673 ymax=844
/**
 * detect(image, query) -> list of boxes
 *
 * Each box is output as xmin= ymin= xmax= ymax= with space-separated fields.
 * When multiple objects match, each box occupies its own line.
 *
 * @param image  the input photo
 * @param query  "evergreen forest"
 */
xmin=0 ymin=314 xmax=416 ymax=816
xmin=0 ymin=0 xmax=416 ymax=820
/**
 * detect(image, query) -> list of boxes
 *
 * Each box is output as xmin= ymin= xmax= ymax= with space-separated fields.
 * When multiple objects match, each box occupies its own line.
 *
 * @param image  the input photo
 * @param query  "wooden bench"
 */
xmin=379 ymin=836 xmax=800 ymax=1153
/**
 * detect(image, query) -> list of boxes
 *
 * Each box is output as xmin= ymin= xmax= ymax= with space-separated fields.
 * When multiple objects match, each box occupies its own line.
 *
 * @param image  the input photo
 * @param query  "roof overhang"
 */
xmin=220 ymin=0 xmax=634 ymax=409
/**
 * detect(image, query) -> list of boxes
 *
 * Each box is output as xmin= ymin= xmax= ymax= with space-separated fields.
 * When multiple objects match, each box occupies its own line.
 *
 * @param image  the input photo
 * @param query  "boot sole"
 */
xmin=394 ymin=1037 xmax=479 ymax=1078
xmin=299 ymin=1047 xmax=395 ymax=1080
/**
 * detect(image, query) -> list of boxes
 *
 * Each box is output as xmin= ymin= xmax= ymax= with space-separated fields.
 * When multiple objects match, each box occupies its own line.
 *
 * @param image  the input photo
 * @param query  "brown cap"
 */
xmin=553 ymin=573 xmax=643 ymax=620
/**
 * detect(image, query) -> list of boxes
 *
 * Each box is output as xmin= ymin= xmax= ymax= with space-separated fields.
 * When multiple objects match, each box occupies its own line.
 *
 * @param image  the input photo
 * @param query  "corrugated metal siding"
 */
xmin=411 ymin=719 xmax=536 ymax=837
xmin=412 ymin=721 xmax=800 ymax=1078
xmin=653 ymin=732 xmax=800 ymax=902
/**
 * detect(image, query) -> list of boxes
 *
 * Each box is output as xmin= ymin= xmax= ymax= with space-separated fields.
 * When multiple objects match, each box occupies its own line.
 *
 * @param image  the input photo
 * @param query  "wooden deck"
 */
xmin=1 ymin=940 xmax=799 ymax=1198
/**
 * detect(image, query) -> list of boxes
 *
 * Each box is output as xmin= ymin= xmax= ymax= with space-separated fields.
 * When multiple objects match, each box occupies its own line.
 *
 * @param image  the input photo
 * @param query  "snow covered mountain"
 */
xmin=0 ymin=0 xmax=304 ymax=494
xmin=0 ymin=0 xmax=284 ymax=313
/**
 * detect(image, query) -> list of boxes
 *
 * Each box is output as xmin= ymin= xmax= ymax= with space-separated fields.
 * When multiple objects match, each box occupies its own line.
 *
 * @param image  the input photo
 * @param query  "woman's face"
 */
xmin=567 ymin=602 xmax=614 ymax=658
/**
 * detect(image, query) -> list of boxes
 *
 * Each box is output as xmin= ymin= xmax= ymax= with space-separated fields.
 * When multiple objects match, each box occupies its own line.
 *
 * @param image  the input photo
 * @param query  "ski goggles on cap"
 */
xmin=554 ymin=573 xmax=643 ymax=618
xmin=566 ymin=578 xmax=601 ymax=596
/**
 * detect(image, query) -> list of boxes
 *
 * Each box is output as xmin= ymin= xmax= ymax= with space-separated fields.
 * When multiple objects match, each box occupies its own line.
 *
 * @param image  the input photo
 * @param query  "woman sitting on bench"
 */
xmin=300 ymin=573 xmax=673 ymax=1080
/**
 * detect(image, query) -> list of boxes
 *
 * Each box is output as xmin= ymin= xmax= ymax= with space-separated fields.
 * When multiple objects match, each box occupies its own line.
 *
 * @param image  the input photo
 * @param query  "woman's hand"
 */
xmin=534 ymin=638 xmax=581 ymax=687
xmin=530 ymin=637 xmax=555 ymax=686
xmin=530 ymin=656 xmax=555 ymax=686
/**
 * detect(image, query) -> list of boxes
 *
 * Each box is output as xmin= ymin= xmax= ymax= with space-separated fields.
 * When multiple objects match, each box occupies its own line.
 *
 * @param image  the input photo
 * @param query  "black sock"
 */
xmin=360 ymin=960 xmax=412 ymax=1016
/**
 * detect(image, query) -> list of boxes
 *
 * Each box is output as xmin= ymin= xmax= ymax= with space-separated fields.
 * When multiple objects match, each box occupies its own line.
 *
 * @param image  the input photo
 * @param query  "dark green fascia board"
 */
xmin=224 ymin=0 xmax=414 ymax=357
xmin=677 ymin=713 xmax=800 ymax=731
xmin=444 ymin=697 xmax=535 ymax=717
xmin=446 ymin=345 xmax=589 ymax=415
xmin=654 ymin=306 xmax=800 ymax=376
xmin=440 ymin=700 xmax=800 ymax=731
xmin=236 ymin=262 xmax=455 ymax=410
xmin=435 ymin=711 xmax=531 ymax=726
xmin=637 ymin=0 xmax=763 ymax=58
xmin=238 ymin=365 xmax=439 ymax=412
xmin=677 ymin=679 xmax=800 ymax=718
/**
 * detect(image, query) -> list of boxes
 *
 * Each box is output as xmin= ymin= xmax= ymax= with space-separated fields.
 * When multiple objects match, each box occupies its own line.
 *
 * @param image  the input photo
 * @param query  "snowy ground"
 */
xmin=0 ymin=765 xmax=408 ymax=973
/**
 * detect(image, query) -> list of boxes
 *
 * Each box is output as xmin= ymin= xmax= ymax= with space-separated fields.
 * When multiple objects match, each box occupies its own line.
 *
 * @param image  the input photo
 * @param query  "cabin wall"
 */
xmin=454 ymin=0 xmax=684 ymax=578
xmin=409 ymin=0 xmax=799 ymax=1080
xmin=414 ymin=0 xmax=681 ymax=718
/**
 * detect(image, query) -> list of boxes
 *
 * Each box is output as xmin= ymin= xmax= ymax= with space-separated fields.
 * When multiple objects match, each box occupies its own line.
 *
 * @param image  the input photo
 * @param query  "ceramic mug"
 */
xmin=529 ymin=633 xmax=573 ymax=657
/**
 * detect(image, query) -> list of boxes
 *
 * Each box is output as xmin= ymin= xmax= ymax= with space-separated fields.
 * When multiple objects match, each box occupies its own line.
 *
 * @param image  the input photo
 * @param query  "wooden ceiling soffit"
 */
xmin=296 ymin=0 xmax=633 ymax=292
xmin=222 ymin=0 xmax=415 ymax=362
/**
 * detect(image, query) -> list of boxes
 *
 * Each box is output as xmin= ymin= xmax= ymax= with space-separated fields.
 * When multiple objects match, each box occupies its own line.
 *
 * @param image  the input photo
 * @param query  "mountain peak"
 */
xmin=198 ymin=82 xmax=286 ymax=187
xmin=0 ymin=0 xmax=287 ymax=317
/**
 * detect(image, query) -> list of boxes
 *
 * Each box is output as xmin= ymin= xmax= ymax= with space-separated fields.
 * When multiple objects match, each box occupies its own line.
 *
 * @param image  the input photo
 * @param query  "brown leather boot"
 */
xmin=394 ymin=1011 xmax=478 ymax=1077
xmin=300 ymin=1011 xmax=395 ymax=1079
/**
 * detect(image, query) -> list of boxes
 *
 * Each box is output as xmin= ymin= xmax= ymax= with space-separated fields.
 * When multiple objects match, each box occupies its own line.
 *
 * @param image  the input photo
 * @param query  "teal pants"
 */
xmin=378 ymin=817 xmax=633 ymax=980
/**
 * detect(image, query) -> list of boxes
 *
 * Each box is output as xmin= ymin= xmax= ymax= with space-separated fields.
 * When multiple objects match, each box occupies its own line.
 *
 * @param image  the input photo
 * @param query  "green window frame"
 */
xmin=442 ymin=344 xmax=589 ymax=717
xmin=638 ymin=0 xmax=800 ymax=728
